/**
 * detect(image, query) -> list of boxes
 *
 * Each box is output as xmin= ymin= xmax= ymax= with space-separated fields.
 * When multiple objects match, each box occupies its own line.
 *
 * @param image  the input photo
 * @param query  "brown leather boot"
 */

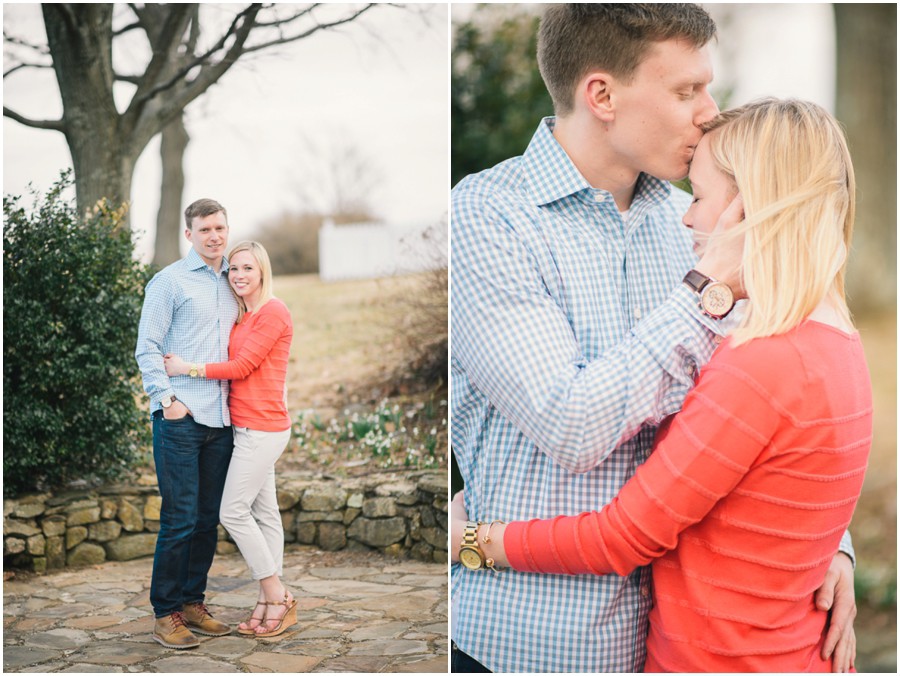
xmin=183 ymin=601 xmax=231 ymax=636
xmin=153 ymin=611 xmax=199 ymax=649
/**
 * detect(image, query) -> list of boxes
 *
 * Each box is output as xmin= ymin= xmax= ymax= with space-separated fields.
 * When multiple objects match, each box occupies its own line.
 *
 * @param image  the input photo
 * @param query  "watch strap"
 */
xmin=463 ymin=521 xmax=479 ymax=546
xmin=683 ymin=269 xmax=711 ymax=293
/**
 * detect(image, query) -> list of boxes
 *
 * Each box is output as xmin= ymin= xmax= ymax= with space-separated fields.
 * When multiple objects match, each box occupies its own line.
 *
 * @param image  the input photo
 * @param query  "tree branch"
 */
xmin=241 ymin=4 xmax=378 ymax=56
xmin=115 ymin=72 xmax=142 ymax=84
xmin=3 ymin=62 xmax=54 ymax=79
xmin=250 ymin=3 xmax=319 ymax=29
xmin=3 ymin=31 xmax=51 ymax=55
xmin=112 ymin=21 xmax=142 ymax=37
xmin=130 ymin=4 xmax=261 ymax=108
xmin=121 ymin=4 xmax=197 ymax=132
xmin=3 ymin=106 xmax=66 ymax=131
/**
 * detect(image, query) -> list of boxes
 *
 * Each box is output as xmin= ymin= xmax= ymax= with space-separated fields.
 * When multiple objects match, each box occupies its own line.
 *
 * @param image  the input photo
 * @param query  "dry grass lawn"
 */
xmin=272 ymin=272 xmax=447 ymax=477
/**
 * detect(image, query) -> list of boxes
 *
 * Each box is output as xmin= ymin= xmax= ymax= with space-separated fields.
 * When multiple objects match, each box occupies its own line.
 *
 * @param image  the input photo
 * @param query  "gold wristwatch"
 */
xmin=459 ymin=521 xmax=504 ymax=572
xmin=189 ymin=363 xmax=199 ymax=378
xmin=459 ymin=521 xmax=486 ymax=570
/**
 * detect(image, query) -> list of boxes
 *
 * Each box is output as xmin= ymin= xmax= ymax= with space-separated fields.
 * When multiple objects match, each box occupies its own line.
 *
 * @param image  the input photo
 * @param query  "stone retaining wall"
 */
xmin=3 ymin=471 xmax=448 ymax=574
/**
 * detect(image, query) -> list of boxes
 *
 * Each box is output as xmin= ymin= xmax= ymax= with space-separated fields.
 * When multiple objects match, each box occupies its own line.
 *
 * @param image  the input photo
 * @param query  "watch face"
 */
xmin=459 ymin=547 xmax=483 ymax=570
xmin=701 ymin=282 xmax=735 ymax=317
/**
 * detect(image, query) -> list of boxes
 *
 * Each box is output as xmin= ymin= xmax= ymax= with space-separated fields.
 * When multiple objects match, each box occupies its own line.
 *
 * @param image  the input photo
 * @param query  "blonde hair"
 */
xmin=226 ymin=241 xmax=275 ymax=323
xmin=701 ymin=98 xmax=856 ymax=345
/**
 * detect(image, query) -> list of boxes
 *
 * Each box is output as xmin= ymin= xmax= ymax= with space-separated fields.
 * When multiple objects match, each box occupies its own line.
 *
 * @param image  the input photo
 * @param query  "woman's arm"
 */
xmin=164 ymin=305 xmax=291 ymax=381
xmin=452 ymin=354 xmax=781 ymax=576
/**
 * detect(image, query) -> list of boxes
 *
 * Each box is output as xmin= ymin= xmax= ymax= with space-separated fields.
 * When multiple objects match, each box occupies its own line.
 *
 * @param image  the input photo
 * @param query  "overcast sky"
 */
xmin=3 ymin=3 xmax=449 ymax=262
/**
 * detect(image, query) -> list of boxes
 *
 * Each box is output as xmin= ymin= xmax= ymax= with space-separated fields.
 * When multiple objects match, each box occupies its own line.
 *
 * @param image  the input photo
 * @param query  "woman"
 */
xmin=165 ymin=240 xmax=296 ymax=638
xmin=451 ymin=99 xmax=872 ymax=672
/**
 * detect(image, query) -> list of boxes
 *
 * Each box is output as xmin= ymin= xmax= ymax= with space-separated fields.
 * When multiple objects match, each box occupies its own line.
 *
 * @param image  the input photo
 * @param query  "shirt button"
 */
xmin=633 ymin=307 xmax=642 ymax=319
xmin=640 ymin=585 xmax=650 ymax=597
xmin=684 ymin=360 xmax=696 ymax=376
xmin=594 ymin=192 xmax=606 ymax=203
xmin=714 ymin=334 xmax=724 ymax=344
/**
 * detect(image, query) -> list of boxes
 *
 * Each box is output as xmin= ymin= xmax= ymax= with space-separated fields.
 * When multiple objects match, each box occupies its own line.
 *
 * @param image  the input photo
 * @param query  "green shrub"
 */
xmin=3 ymin=172 xmax=151 ymax=496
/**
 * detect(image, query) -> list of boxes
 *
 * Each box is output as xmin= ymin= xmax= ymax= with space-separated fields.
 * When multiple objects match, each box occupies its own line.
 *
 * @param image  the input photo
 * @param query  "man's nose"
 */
xmin=695 ymin=90 xmax=719 ymax=126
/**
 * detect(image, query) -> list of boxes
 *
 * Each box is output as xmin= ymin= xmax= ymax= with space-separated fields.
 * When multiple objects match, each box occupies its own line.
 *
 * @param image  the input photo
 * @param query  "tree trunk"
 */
xmin=153 ymin=114 xmax=190 ymax=267
xmin=834 ymin=4 xmax=897 ymax=314
xmin=42 ymin=4 xmax=138 ymax=223
xmin=65 ymin=133 xmax=135 ymax=220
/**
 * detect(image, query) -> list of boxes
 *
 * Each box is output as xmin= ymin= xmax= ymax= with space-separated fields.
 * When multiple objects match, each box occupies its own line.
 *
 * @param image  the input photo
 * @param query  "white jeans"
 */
xmin=219 ymin=426 xmax=291 ymax=580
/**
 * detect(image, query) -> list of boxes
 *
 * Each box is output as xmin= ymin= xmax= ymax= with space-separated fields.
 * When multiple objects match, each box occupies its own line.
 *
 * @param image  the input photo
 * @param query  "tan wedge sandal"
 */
xmin=237 ymin=601 xmax=267 ymax=636
xmin=254 ymin=590 xmax=297 ymax=638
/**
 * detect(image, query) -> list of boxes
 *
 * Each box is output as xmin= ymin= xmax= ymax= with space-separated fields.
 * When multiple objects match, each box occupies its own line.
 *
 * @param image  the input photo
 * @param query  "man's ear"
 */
xmin=184 ymin=228 xmax=193 ymax=243
xmin=582 ymin=71 xmax=616 ymax=122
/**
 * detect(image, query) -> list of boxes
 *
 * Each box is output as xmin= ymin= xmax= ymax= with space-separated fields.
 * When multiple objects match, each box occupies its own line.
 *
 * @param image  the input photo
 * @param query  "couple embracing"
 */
xmin=451 ymin=4 xmax=871 ymax=673
xmin=135 ymin=199 xmax=296 ymax=648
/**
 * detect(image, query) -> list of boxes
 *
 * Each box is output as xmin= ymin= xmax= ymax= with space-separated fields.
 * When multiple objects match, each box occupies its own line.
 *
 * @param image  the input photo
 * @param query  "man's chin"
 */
xmin=654 ymin=166 xmax=690 ymax=183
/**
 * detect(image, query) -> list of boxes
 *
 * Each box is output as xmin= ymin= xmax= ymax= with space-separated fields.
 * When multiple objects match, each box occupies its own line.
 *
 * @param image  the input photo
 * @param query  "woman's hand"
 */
xmin=163 ymin=353 xmax=189 ymax=377
xmin=450 ymin=491 xmax=469 ymax=563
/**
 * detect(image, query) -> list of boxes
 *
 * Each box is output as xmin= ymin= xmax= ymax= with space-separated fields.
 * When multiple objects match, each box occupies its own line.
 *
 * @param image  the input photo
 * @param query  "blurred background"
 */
xmin=451 ymin=4 xmax=896 ymax=671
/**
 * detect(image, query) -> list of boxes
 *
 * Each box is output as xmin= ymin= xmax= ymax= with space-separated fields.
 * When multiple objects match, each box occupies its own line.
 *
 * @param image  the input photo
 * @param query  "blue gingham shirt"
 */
xmin=135 ymin=248 xmax=239 ymax=428
xmin=450 ymin=118 xmax=724 ymax=673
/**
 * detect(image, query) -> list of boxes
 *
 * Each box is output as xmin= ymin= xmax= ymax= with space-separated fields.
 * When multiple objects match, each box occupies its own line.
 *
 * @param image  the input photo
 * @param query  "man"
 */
xmin=451 ymin=5 xmax=856 ymax=672
xmin=136 ymin=198 xmax=239 ymax=648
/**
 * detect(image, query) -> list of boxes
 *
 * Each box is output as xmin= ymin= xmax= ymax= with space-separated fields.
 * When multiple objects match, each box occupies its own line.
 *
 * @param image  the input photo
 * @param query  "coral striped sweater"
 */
xmin=205 ymin=298 xmax=293 ymax=431
xmin=505 ymin=321 xmax=872 ymax=672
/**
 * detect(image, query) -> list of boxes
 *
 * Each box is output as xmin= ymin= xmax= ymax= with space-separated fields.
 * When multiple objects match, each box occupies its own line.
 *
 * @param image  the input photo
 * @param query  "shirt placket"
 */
xmin=217 ymin=269 xmax=231 ymax=425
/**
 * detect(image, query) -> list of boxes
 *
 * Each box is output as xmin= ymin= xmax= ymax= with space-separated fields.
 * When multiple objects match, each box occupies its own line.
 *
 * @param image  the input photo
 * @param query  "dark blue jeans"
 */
xmin=451 ymin=643 xmax=492 ymax=672
xmin=150 ymin=411 xmax=233 ymax=618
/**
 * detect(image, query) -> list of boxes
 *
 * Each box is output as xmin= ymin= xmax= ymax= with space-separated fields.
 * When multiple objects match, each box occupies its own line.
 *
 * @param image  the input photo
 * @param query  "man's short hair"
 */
xmin=538 ymin=3 xmax=717 ymax=116
xmin=184 ymin=198 xmax=227 ymax=229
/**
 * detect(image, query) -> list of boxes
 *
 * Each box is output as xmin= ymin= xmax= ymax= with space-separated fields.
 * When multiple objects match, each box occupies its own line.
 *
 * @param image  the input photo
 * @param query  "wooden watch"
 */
xmin=683 ymin=269 xmax=735 ymax=319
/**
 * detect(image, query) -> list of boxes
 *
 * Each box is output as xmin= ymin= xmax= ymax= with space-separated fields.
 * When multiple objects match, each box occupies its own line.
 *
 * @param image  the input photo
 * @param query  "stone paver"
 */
xmin=4 ymin=544 xmax=447 ymax=673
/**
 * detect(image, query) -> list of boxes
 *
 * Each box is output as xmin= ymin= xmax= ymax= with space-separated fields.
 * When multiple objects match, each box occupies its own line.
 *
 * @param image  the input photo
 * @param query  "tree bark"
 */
xmin=834 ymin=4 xmax=897 ymax=313
xmin=153 ymin=114 xmax=190 ymax=267
xmin=42 ymin=3 xmax=136 ymax=220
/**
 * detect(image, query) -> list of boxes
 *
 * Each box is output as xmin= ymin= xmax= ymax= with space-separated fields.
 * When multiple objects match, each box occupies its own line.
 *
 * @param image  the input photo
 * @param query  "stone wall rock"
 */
xmin=117 ymin=499 xmax=144 ymax=532
xmin=3 ymin=470 xmax=448 ymax=571
xmin=68 ymin=542 xmax=106 ymax=566
xmin=105 ymin=533 xmax=157 ymax=561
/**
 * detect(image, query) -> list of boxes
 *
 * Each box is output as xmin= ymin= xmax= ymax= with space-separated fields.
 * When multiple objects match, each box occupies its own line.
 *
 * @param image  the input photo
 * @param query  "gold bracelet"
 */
xmin=481 ymin=520 xmax=506 ymax=544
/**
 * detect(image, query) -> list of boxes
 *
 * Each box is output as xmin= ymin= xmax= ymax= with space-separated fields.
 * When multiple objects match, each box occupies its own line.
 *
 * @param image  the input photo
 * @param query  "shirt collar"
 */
xmin=184 ymin=247 xmax=229 ymax=275
xmin=521 ymin=117 xmax=673 ymax=209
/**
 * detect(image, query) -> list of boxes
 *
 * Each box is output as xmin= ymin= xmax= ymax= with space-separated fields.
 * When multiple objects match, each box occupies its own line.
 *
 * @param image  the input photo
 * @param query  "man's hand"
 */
xmin=695 ymin=193 xmax=747 ymax=298
xmin=816 ymin=551 xmax=856 ymax=672
xmin=163 ymin=353 xmax=189 ymax=377
xmin=163 ymin=400 xmax=191 ymax=420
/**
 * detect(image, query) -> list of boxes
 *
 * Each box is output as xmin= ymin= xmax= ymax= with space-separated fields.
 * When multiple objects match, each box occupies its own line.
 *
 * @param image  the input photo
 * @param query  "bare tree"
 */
xmin=292 ymin=129 xmax=384 ymax=218
xmin=4 ymin=3 xmax=383 ymax=264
